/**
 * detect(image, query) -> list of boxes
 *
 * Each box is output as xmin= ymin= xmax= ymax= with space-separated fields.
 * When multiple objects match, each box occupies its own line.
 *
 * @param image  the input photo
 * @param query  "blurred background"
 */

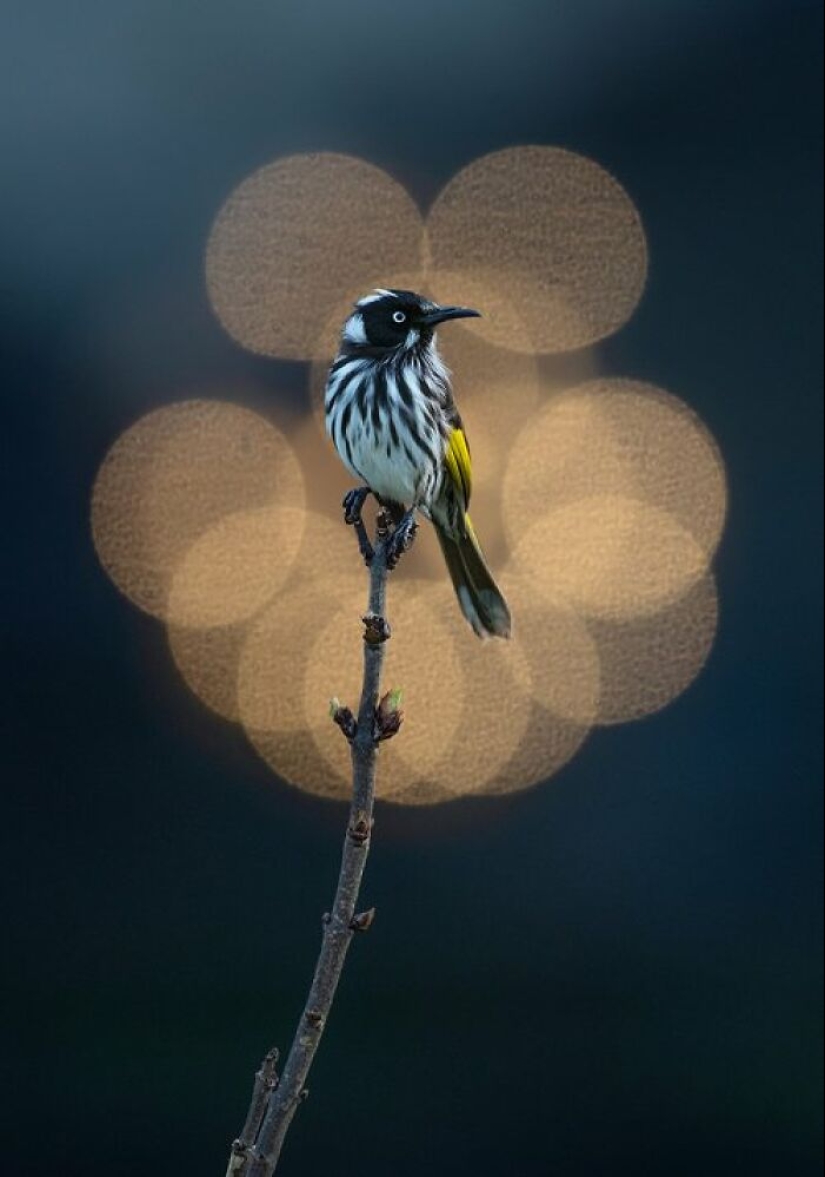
xmin=2 ymin=1 xmax=822 ymax=1174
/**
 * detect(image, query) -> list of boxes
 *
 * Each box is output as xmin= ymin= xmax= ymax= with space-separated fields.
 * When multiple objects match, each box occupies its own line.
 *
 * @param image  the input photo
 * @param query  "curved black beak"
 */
xmin=420 ymin=304 xmax=481 ymax=327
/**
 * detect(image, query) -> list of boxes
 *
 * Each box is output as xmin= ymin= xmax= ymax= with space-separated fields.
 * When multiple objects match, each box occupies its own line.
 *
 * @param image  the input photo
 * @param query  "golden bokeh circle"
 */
xmin=168 ymin=621 xmax=249 ymax=724
xmin=458 ymin=573 xmax=597 ymax=797
xmin=205 ymin=154 xmax=425 ymax=360
xmin=168 ymin=510 xmax=363 ymax=727
xmin=504 ymin=379 xmax=727 ymax=559
xmin=514 ymin=496 xmax=710 ymax=622
xmin=167 ymin=505 xmax=305 ymax=628
xmin=426 ymin=146 xmax=648 ymax=353
xmin=91 ymin=400 xmax=304 ymax=620
xmin=502 ymin=573 xmax=601 ymax=727
xmin=589 ymin=573 xmax=719 ymax=725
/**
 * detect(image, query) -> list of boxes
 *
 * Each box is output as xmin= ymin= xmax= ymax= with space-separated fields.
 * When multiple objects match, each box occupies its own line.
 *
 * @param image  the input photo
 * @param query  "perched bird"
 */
xmin=324 ymin=288 xmax=512 ymax=639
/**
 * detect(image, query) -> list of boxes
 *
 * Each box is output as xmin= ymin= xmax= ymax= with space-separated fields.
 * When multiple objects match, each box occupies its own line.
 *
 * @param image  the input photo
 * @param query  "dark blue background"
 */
xmin=3 ymin=2 xmax=822 ymax=1173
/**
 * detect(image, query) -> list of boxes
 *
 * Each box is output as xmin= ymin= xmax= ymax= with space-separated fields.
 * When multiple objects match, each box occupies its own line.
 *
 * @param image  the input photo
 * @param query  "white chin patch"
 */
xmin=343 ymin=312 xmax=368 ymax=344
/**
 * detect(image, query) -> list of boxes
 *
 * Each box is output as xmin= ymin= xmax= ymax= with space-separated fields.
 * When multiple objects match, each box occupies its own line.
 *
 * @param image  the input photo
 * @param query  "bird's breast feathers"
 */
xmin=325 ymin=359 xmax=449 ymax=508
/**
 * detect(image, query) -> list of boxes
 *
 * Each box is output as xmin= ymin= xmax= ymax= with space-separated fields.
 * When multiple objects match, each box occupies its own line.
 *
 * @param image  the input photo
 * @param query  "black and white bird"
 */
xmin=324 ymin=288 xmax=511 ymax=639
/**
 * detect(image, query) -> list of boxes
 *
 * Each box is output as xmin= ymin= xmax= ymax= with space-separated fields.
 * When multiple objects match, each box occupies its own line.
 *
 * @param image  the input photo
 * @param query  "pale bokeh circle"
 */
xmin=378 ymin=575 xmax=598 ymax=804
xmin=166 ymin=505 xmax=305 ymax=628
xmin=504 ymin=379 xmax=727 ymax=559
xmin=588 ymin=573 xmax=719 ymax=725
xmin=501 ymin=573 xmax=601 ymax=727
xmin=168 ymin=621 xmax=249 ymax=724
xmin=91 ymin=400 xmax=305 ymax=620
xmin=514 ymin=497 xmax=711 ymax=622
xmin=239 ymin=577 xmax=366 ymax=803
xmin=456 ymin=573 xmax=598 ymax=797
xmin=426 ymin=146 xmax=648 ymax=353
xmin=168 ymin=510 xmax=363 ymax=726
xmin=206 ymin=154 xmax=426 ymax=360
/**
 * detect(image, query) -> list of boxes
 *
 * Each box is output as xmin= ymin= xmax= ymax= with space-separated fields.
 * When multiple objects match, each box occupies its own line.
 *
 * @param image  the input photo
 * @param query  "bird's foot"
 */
xmin=342 ymin=487 xmax=374 ymax=566
xmin=385 ymin=509 xmax=418 ymax=570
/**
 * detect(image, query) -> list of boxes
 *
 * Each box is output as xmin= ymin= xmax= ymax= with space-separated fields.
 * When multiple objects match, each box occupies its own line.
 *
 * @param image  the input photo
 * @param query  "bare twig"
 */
xmin=226 ymin=1050 xmax=279 ymax=1176
xmin=229 ymin=514 xmax=397 ymax=1175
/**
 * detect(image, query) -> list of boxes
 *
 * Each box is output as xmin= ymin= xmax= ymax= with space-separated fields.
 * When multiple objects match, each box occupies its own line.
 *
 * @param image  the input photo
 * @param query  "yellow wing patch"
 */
xmin=444 ymin=427 xmax=473 ymax=507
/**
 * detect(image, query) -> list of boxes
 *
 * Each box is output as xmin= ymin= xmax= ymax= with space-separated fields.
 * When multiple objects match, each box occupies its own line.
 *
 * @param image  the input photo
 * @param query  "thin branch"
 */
xmin=229 ymin=513 xmax=397 ymax=1176
xmin=225 ymin=1050 xmax=279 ymax=1176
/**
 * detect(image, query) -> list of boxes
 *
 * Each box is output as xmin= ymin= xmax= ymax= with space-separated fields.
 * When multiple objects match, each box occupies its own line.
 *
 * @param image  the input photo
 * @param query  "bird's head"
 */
xmin=340 ymin=289 xmax=480 ymax=355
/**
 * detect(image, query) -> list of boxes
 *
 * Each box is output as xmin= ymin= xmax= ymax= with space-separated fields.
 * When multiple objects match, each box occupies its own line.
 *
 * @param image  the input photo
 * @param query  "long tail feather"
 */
xmin=435 ymin=519 xmax=512 ymax=639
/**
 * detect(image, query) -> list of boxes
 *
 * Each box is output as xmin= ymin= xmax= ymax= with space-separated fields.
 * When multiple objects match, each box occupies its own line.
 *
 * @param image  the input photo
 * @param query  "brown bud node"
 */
xmin=374 ymin=687 xmax=404 ymax=742
xmin=329 ymin=698 xmax=357 ymax=741
xmin=362 ymin=612 xmax=391 ymax=644
xmin=350 ymin=907 xmax=377 ymax=933
xmin=348 ymin=811 xmax=374 ymax=845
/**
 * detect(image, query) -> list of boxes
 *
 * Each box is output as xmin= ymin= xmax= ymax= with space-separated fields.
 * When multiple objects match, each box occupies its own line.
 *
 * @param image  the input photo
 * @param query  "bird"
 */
xmin=324 ymin=288 xmax=512 ymax=639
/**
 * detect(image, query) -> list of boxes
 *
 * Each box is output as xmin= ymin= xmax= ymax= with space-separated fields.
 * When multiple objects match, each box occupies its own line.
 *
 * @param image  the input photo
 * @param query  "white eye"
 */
xmin=392 ymin=310 xmax=407 ymax=324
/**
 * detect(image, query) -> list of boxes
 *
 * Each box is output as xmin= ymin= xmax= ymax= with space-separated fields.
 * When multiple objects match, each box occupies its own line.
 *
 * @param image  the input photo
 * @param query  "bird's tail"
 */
xmin=434 ymin=517 xmax=512 ymax=640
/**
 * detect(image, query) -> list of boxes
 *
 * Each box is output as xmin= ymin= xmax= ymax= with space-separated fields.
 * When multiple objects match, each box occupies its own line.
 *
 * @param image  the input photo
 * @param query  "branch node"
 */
xmin=321 ymin=911 xmax=332 ymax=925
xmin=375 ymin=688 xmax=404 ymax=742
xmin=299 ymin=1088 xmax=310 ymax=1103
xmin=362 ymin=612 xmax=391 ymax=645
xmin=305 ymin=1009 xmax=325 ymax=1029
xmin=329 ymin=698 xmax=357 ymax=741
xmin=350 ymin=907 xmax=376 ymax=933
xmin=348 ymin=810 xmax=374 ymax=846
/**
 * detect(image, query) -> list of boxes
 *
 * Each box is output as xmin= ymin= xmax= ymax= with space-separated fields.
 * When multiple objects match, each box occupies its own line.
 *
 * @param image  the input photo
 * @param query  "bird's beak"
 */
xmin=420 ymin=305 xmax=481 ymax=327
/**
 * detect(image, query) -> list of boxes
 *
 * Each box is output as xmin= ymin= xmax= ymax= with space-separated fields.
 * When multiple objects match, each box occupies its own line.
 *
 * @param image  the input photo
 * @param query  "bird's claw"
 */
xmin=342 ymin=487 xmax=374 ymax=565
xmin=343 ymin=487 xmax=370 ymax=526
xmin=386 ymin=512 xmax=418 ymax=570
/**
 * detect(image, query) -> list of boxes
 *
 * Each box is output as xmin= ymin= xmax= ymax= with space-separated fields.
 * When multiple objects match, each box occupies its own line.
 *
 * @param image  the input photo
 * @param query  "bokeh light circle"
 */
xmin=589 ymin=573 xmax=719 ymax=724
xmin=168 ymin=510 xmax=363 ymax=726
xmin=206 ymin=154 xmax=425 ymax=360
xmin=167 ymin=505 xmax=305 ymax=628
xmin=91 ymin=400 xmax=304 ymax=620
xmin=514 ymin=496 xmax=710 ymax=622
xmin=168 ymin=621 xmax=249 ymax=724
xmin=426 ymin=146 xmax=648 ymax=353
xmin=504 ymin=379 xmax=727 ymax=560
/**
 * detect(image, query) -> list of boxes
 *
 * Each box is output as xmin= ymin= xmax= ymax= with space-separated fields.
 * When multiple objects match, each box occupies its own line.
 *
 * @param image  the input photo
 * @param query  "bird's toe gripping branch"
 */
xmin=342 ymin=487 xmax=374 ymax=566
xmin=342 ymin=490 xmax=418 ymax=571
xmin=385 ymin=508 xmax=418 ymax=570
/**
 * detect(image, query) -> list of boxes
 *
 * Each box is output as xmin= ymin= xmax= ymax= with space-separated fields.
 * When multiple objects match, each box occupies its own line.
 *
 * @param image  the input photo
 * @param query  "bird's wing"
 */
xmin=443 ymin=425 xmax=472 ymax=509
